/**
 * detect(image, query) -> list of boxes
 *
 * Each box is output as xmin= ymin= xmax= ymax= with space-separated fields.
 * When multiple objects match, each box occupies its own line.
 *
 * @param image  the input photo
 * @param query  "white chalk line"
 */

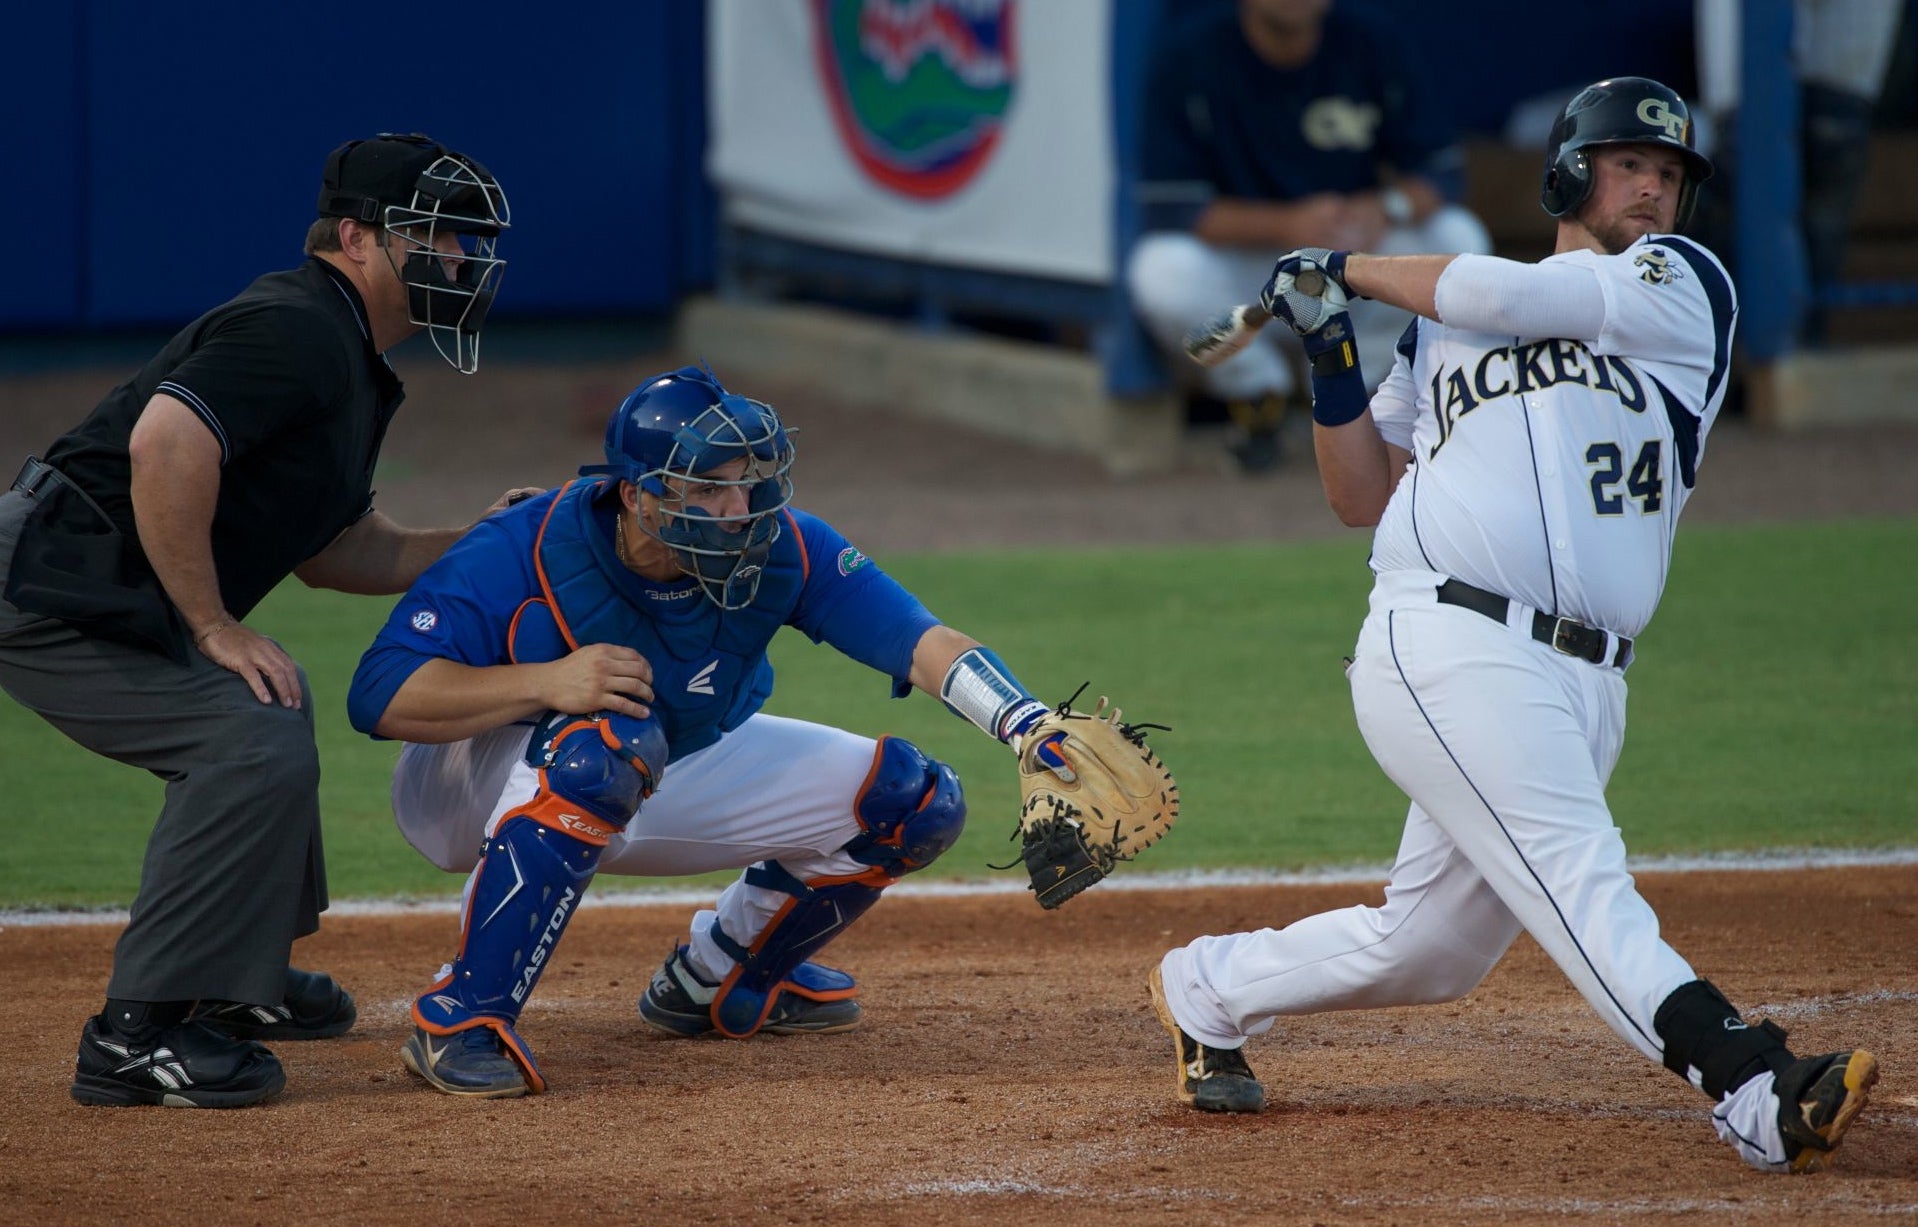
xmin=3 ymin=844 xmax=1916 ymax=929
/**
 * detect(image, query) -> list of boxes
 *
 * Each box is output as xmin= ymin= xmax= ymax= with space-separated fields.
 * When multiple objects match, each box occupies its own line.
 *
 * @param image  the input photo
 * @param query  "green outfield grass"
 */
xmin=3 ymin=518 xmax=1913 ymax=909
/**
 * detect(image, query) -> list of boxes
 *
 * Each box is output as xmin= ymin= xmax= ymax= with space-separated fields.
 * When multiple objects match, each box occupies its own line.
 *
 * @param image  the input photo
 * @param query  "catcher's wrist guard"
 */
xmin=940 ymin=646 xmax=1045 ymax=742
xmin=994 ymin=689 xmax=1179 ymax=909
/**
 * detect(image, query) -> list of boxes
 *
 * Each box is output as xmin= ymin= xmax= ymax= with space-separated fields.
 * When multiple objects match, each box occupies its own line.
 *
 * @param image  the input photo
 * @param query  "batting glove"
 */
xmin=1260 ymin=249 xmax=1358 ymax=336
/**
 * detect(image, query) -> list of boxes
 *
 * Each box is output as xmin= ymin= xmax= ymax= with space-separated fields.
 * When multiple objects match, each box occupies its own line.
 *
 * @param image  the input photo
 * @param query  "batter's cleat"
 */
xmin=70 ymin=1015 xmax=285 ymax=1108
xmin=639 ymin=945 xmax=863 ymax=1038
xmin=1776 ymin=1049 xmax=1879 ymax=1172
xmin=1149 ymin=963 xmax=1264 ymax=1113
xmin=400 ymin=1026 xmax=530 ymax=1099
xmin=191 ymin=967 xmax=357 ymax=1042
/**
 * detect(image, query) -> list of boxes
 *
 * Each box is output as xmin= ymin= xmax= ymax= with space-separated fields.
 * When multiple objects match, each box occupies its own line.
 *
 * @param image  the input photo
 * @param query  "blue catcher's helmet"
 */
xmin=580 ymin=365 xmax=795 ymax=610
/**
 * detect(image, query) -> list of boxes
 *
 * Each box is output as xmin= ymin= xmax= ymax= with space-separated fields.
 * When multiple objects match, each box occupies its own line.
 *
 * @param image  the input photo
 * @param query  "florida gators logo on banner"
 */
xmin=810 ymin=0 xmax=1017 ymax=200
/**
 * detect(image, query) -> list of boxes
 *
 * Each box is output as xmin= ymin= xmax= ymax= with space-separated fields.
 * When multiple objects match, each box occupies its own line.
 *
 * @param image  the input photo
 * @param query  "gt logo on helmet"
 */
xmin=1636 ymin=97 xmax=1686 ymax=141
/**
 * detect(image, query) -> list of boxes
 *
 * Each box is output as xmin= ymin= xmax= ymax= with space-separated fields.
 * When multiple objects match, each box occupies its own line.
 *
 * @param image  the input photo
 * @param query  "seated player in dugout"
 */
xmin=349 ymin=365 xmax=1079 ymax=1097
xmin=1126 ymin=0 xmax=1492 ymax=471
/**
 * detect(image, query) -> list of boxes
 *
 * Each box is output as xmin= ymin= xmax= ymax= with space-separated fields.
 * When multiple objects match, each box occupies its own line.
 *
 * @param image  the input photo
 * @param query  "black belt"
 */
xmin=1435 ymin=578 xmax=1632 ymax=668
xmin=10 ymin=456 xmax=60 ymax=498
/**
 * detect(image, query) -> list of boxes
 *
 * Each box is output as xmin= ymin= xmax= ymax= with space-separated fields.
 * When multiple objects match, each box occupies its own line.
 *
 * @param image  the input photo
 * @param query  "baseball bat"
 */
xmin=1182 ymin=303 xmax=1269 ymax=367
xmin=1182 ymin=268 xmax=1330 ymax=367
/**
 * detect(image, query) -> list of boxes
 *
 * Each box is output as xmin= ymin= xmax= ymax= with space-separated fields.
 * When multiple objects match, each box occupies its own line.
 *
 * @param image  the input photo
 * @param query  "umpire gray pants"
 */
xmin=0 ymin=489 xmax=326 ymax=1007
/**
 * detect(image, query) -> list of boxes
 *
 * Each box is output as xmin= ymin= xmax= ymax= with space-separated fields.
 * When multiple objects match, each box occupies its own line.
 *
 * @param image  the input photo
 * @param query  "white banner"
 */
xmin=709 ymin=0 xmax=1114 ymax=283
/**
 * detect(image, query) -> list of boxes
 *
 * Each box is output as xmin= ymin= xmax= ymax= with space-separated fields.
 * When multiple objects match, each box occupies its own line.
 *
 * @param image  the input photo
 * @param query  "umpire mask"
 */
xmin=319 ymin=133 xmax=510 ymax=373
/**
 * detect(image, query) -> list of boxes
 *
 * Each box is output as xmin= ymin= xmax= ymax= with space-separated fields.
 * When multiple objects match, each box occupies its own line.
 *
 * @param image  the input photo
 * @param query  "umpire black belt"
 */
xmin=10 ymin=456 xmax=62 ymax=498
xmin=1435 ymin=578 xmax=1633 ymax=669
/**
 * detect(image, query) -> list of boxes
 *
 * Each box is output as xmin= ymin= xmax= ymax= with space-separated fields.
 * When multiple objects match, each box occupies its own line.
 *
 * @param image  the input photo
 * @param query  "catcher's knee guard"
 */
xmin=515 ymin=709 xmax=667 ymax=846
xmin=709 ymin=861 xmax=883 ymax=1038
xmin=840 ymin=736 xmax=966 ymax=876
xmin=412 ymin=709 xmax=666 ymax=1091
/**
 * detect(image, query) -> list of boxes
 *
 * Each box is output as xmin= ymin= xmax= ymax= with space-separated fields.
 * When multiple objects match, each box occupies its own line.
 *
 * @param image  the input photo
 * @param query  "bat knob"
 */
xmin=1294 ymin=269 xmax=1325 ymax=296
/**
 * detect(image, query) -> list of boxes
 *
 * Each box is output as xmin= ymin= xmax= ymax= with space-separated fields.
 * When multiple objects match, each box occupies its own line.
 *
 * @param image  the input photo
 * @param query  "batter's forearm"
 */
xmin=1341 ymin=253 xmax=1456 ymax=320
xmin=1313 ymin=414 xmax=1401 ymax=527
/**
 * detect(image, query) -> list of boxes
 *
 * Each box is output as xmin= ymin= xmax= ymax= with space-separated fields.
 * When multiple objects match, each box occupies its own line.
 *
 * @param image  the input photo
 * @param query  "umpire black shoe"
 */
xmin=1149 ymin=963 xmax=1265 ymax=1113
xmin=1776 ymin=1049 xmax=1879 ymax=1172
xmin=71 ymin=1015 xmax=285 ymax=1108
xmin=191 ymin=967 xmax=357 ymax=1041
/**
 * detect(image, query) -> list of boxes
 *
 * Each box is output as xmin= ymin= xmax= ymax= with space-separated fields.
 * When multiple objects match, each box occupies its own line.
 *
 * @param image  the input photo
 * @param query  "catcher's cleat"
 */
xmin=1776 ymin=1049 xmax=1878 ymax=1172
xmin=639 ymin=945 xmax=863 ymax=1038
xmin=191 ymin=968 xmax=357 ymax=1042
xmin=1149 ymin=964 xmax=1264 ymax=1114
xmin=71 ymin=1014 xmax=285 ymax=1109
xmin=400 ymin=1026 xmax=530 ymax=1099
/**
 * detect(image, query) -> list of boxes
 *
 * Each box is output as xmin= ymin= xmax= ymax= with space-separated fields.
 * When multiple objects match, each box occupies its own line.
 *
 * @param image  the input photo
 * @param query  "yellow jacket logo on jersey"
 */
xmin=1634 ymin=248 xmax=1682 ymax=285
xmin=1428 ymin=340 xmax=1646 ymax=458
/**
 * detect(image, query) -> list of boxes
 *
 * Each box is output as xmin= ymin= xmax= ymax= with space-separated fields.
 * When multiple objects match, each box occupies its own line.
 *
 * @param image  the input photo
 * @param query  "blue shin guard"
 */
xmin=705 ymin=737 xmax=963 ymax=1037
xmin=412 ymin=817 xmax=601 ymax=1093
xmin=412 ymin=710 xmax=666 ymax=1091
xmin=709 ymin=861 xmax=886 ymax=1038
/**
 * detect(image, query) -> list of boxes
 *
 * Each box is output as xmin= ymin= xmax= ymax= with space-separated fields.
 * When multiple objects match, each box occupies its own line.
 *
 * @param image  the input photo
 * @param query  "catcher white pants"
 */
xmin=1125 ymin=206 xmax=1492 ymax=397
xmin=1161 ymin=569 xmax=1696 ymax=1064
xmin=392 ymin=712 xmax=881 ymax=980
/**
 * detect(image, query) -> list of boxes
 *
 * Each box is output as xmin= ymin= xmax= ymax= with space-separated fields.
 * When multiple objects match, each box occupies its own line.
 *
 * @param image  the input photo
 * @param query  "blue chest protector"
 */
xmin=520 ymin=479 xmax=807 ymax=762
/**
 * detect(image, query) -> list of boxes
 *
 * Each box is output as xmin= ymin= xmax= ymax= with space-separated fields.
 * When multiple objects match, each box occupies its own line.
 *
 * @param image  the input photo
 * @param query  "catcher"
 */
xmin=350 ymin=364 xmax=1176 ymax=1098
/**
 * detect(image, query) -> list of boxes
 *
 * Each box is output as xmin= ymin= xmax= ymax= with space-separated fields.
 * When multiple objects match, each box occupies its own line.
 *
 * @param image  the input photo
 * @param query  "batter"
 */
xmin=1150 ymin=77 xmax=1877 ymax=1174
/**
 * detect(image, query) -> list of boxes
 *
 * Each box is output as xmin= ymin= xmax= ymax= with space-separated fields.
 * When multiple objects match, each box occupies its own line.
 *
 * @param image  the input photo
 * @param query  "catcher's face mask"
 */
xmin=582 ymin=366 xmax=796 ymax=610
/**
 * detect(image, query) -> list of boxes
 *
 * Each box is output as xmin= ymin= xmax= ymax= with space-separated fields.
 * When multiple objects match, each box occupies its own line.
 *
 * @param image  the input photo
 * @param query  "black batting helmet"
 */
xmin=1540 ymin=77 xmax=1713 ymax=230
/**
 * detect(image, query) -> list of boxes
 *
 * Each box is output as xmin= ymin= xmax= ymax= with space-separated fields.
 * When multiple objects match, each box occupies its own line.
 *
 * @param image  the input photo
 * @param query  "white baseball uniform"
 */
xmin=392 ymin=712 xmax=885 ymax=990
xmin=1161 ymin=235 xmax=1739 ymax=1069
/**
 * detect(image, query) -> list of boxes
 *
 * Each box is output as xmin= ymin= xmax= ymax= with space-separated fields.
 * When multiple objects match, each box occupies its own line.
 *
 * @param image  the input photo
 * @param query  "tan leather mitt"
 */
xmin=1004 ymin=695 xmax=1178 ymax=909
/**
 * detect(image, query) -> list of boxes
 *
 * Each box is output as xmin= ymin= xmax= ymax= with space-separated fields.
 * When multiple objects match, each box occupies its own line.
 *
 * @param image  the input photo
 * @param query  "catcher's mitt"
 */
xmin=1000 ymin=693 xmax=1178 ymax=909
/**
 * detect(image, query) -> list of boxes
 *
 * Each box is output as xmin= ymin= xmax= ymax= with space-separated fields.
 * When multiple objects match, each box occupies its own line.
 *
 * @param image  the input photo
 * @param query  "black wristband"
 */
xmin=1309 ymin=334 xmax=1359 ymax=377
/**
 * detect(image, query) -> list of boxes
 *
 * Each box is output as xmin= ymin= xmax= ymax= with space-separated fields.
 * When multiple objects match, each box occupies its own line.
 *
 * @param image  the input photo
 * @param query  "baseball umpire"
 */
xmin=0 ymin=132 xmax=529 ymax=1108
xmin=1150 ymin=77 xmax=1877 ymax=1172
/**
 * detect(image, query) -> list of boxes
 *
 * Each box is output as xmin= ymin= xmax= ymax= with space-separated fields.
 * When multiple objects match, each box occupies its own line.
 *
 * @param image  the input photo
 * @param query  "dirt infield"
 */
xmin=5 ymin=354 xmax=1917 ymax=1224
xmin=4 ymin=868 xmax=1915 ymax=1225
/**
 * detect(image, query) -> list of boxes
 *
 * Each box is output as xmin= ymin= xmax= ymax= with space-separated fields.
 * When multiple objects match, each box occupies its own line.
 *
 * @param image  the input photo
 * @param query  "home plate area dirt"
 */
xmin=3 ymin=867 xmax=1914 ymax=1226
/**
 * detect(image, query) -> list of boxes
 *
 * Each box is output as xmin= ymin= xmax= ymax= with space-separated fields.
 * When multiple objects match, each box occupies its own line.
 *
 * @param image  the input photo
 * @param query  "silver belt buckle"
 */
xmin=1549 ymin=617 xmax=1583 ymax=658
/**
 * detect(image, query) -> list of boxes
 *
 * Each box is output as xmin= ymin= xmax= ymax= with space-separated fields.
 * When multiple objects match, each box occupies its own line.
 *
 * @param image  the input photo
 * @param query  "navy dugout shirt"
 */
xmin=1136 ymin=3 xmax=1465 ymax=233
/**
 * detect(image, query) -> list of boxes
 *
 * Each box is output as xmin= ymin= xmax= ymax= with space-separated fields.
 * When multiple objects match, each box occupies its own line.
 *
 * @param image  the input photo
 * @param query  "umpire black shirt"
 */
xmin=11 ymin=258 xmax=404 ymax=660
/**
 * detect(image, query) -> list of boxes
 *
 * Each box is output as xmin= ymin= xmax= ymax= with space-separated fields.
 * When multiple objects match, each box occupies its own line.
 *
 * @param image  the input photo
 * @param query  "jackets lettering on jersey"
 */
xmin=517 ymin=480 xmax=806 ymax=762
xmin=1428 ymin=340 xmax=1645 ymax=459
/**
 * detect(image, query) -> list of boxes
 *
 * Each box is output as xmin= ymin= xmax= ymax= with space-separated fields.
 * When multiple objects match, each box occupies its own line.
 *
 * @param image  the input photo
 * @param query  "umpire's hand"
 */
xmin=195 ymin=619 xmax=304 ymax=708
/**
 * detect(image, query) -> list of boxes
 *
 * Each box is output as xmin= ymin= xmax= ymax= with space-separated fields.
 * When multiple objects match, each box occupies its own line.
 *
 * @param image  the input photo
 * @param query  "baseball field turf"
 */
xmin=4 ymin=516 xmax=1913 ymax=909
